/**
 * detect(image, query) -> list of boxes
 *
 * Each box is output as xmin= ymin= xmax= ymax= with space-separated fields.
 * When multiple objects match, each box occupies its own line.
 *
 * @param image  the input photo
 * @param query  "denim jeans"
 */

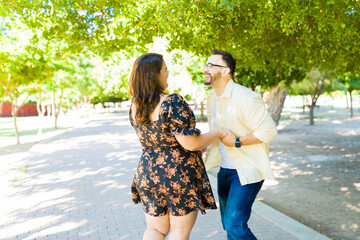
xmin=217 ymin=167 xmax=264 ymax=240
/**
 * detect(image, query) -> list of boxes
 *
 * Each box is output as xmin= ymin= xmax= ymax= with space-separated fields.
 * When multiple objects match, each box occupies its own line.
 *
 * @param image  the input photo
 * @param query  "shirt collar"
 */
xmin=218 ymin=79 xmax=234 ymax=99
xmin=207 ymin=79 xmax=235 ymax=99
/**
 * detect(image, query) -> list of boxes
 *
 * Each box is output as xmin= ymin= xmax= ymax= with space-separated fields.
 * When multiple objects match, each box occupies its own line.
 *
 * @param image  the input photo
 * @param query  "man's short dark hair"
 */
xmin=211 ymin=49 xmax=236 ymax=77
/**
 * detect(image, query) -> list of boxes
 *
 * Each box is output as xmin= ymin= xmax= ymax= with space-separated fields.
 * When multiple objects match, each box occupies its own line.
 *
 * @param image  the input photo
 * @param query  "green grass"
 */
xmin=0 ymin=127 xmax=14 ymax=131
xmin=0 ymin=127 xmax=66 ymax=137
xmin=0 ymin=119 xmax=14 ymax=123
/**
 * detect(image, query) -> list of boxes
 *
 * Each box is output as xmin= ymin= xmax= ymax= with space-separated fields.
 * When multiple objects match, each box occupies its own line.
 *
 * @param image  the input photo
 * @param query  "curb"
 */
xmin=252 ymin=201 xmax=331 ymax=240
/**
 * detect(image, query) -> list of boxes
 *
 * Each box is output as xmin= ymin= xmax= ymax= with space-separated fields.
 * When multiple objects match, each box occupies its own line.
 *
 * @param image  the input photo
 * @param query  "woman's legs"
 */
xmin=168 ymin=211 xmax=198 ymax=240
xmin=143 ymin=210 xmax=198 ymax=240
xmin=142 ymin=213 xmax=170 ymax=240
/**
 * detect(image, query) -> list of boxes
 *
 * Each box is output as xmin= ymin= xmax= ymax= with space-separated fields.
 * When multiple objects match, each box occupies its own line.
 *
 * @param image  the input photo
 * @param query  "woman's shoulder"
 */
xmin=160 ymin=93 xmax=190 ymax=115
xmin=162 ymin=93 xmax=186 ymax=104
xmin=165 ymin=92 xmax=182 ymax=98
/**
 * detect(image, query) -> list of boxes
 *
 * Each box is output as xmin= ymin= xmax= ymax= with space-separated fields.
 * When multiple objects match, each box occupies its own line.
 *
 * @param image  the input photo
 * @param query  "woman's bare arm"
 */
xmin=175 ymin=129 xmax=227 ymax=151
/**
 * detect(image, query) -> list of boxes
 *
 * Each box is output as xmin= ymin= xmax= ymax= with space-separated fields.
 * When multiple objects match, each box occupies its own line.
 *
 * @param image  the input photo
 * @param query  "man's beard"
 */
xmin=204 ymin=74 xmax=212 ymax=85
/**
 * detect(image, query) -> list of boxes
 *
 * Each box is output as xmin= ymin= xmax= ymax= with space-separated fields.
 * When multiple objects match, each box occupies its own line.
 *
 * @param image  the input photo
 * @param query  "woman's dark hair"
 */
xmin=211 ymin=49 xmax=236 ymax=77
xmin=129 ymin=53 xmax=165 ymax=125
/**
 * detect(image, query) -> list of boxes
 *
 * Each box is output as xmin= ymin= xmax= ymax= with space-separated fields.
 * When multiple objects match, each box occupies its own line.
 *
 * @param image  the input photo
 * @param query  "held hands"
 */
xmin=219 ymin=129 xmax=236 ymax=147
xmin=218 ymin=129 xmax=228 ymax=138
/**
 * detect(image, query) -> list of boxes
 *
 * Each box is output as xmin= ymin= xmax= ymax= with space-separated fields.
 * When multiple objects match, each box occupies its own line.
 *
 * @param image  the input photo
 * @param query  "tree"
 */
xmin=154 ymin=1 xmax=360 ymax=124
xmin=3 ymin=1 xmax=360 ymax=125
xmin=90 ymin=52 xmax=132 ymax=109
xmin=0 ymin=18 xmax=49 ymax=143
xmin=1 ymin=0 xmax=150 ymax=57
xmin=338 ymin=73 xmax=360 ymax=117
xmin=289 ymin=69 xmax=333 ymax=125
xmin=0 ymin=53 xmax=45 ymax=143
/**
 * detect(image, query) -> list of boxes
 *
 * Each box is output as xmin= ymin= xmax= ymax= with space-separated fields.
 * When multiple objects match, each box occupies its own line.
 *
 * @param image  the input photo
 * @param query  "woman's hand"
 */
xmin=220 ymin=129 xmax=236 ymax=147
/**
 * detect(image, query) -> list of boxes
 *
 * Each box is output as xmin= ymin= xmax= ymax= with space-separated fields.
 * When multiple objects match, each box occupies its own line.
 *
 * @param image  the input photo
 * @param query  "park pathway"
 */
xmin=0 ymin=113 xmax=326 ymax=239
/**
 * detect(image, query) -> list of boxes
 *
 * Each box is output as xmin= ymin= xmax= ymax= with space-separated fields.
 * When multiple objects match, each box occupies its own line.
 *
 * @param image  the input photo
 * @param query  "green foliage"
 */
xmin=184 ymin=55 xmax=211 ymax=93
xmin=89 ymin=52 xmax=131 ymax=105
xmin=154 ymin=1 xmax=360 ymax=75
xmin=1 ymin=0 xmax=360 ymax=105
xmin=5 ymin=1 xmax=360 ymax=74
xmin=0 ymin=20 xmax=49 ymax=106
xmin=337 ymin=72 xmax=360 ymax=93
xmin=289 ymin=69 xmax=332 ymax=96
xmin=235 ymin=65 xmax=306 ymax=91
xmin=1 ymin=0 xmax=151 ymax=57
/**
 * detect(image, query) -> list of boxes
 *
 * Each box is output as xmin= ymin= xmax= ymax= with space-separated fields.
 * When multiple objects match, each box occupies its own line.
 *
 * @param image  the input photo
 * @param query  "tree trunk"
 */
xmin=10 ymin=93 xmax=20 ymax=144
xmin=53 ymin=89 xmax=64 ymax=129
xmin=200 ymin=101 xmax=205 ymax=122
xmin=9 ymin=81 xmax=32 ymax=144
xmin=349 ymin=90 xmax=353 ymax=118
xmin=37 ymin=102 xmax=44 ymax=136
xmin=36 ymin=93 xmax=45 ymax=136
xmin=309 ymin=77 xmax=325 ymax=126
xmin=53 ymin=90 xmax=58 ymax=129
xmin=345 ymin=91 xmax=349 ymax=109
xmin=263 ymin=85 xmax=288 ymax=126
xmin=6 ymin=77 xmax=21 ymax=144
xmin=13 ymin=112 xmax=20 ymax=144
xmin=302 ymin=95 xmax=306 ymax=114
xmin=309 ymin=101 xmax=316 ymax=126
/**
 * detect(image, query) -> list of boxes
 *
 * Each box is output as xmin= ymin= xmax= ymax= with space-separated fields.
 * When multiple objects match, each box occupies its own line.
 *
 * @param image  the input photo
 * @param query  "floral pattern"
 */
xmin=130 ymin=93 xmax=217 ymax=216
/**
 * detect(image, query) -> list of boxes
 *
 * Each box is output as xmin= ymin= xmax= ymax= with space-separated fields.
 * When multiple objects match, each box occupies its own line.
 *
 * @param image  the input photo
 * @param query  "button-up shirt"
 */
xmin=204 ymin=79 xmax=278 ymax=185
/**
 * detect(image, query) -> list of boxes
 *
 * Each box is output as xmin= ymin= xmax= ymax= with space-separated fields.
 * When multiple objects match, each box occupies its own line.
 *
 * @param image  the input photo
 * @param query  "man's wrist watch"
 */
xmin=235 ymin=138 xmax=241 ymax=148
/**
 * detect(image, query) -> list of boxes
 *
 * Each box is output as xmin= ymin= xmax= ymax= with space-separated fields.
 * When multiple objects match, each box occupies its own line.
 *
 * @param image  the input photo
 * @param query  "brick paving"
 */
xmin=0 ymin=113 xmax=304 ymax=239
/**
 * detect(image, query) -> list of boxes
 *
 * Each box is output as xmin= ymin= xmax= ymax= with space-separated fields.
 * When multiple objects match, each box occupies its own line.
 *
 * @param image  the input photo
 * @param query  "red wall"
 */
xmin=0 ymin=103 xmax=39 ymax=117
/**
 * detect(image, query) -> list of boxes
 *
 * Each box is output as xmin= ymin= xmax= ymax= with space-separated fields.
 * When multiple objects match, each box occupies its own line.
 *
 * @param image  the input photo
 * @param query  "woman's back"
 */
xmin=130 ymin=93 xmax=217 ymax=216
xmin=130 ymin=93 xmax=199 ymax=150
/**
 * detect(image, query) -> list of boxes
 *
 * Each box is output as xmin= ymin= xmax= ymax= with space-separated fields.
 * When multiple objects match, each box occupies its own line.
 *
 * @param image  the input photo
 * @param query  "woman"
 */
xmin=129 ymin=53 xmax=226 ymax=240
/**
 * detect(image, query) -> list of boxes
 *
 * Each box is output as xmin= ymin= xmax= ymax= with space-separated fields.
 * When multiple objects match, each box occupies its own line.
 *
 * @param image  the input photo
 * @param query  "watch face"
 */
xmin=235 ymin=138 xmax=241 ymax=148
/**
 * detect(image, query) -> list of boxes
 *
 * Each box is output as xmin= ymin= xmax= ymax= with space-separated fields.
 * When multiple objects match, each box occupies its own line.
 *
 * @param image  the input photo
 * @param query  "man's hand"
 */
xmin=218 ymin=129 xmax=228 ymax=138
xmin=219 ymin=129 xmax=236 ymax=147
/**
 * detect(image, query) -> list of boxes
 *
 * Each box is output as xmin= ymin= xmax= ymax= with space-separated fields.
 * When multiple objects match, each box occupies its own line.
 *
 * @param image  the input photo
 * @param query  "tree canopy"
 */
xmin=3 ymin=1 xmax=359 ymax=89
xmin=1 ymin=1 xmax=359 ymax=122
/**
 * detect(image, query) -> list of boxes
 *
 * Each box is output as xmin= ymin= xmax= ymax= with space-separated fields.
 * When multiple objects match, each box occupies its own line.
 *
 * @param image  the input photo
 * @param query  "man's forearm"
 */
xmin=239 ymin=133 xmax=263 ymax=146
xmin=220 ymin=131 xmax=263 ymax=147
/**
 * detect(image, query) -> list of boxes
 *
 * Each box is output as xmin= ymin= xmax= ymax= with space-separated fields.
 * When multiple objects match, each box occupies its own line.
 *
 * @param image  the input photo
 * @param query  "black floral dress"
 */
xmin=129 ymin=93 xmax=217 ymax=216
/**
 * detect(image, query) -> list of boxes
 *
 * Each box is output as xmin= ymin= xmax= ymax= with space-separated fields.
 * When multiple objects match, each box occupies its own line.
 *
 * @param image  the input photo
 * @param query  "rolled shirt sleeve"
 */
xmin=240 ymin=93 xmax=278 ymax=143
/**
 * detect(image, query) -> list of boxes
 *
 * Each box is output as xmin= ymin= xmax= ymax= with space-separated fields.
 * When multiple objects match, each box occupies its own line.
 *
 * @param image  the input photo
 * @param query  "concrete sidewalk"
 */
xmin=0 ymin=113 xmax=330 ymax=240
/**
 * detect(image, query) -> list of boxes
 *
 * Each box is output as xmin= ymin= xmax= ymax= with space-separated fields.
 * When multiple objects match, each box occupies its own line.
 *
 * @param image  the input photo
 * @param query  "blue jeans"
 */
xmin=217 ymin=167 xmax=264 ymax=240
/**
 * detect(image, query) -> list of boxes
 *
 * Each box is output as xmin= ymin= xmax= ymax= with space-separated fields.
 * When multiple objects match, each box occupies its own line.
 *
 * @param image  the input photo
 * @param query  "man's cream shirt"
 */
xmin=204 ymin=80 xmax=278 ymax=185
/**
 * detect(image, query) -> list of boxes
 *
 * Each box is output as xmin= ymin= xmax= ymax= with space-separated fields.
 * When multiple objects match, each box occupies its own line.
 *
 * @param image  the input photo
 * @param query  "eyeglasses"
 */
xmin=204 ymin=63 xmax=227 ymax=68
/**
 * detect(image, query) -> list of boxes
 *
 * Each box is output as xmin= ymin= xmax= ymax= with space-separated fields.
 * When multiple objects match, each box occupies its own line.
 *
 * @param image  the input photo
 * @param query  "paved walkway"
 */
xmin=0 ymin=113 xmax=330 ymax=239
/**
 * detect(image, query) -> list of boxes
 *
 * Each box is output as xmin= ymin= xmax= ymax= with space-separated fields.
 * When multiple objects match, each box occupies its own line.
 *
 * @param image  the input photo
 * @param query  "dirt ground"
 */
xmin=258 ymin=110 xmax=360 ymax=240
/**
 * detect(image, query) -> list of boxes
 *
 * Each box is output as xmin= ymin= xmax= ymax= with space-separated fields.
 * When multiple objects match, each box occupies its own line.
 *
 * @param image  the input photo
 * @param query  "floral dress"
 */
xmin=130 ymin=93 xmax=217 ymax=216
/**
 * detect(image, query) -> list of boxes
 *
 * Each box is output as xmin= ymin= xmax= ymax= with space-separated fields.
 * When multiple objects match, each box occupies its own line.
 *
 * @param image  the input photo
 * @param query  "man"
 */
xmin=203 ymin=49 xmax=278 ymax=240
